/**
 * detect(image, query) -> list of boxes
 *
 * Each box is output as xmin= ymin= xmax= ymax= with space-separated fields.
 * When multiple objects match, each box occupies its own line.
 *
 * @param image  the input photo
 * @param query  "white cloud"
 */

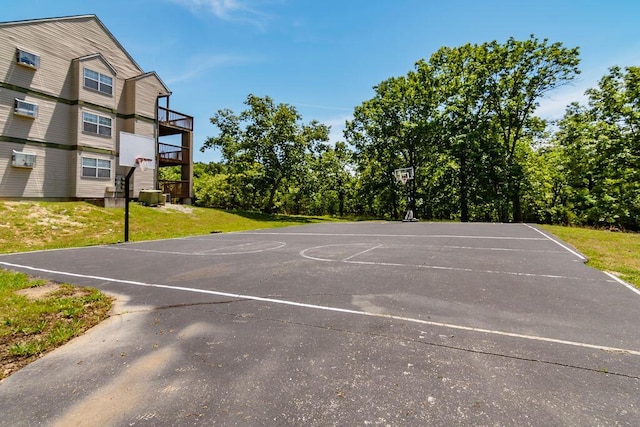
xmin=169 ymin=0 xmax=271 ymax=28
xmin=165 ymin=53 xmax=258 ymax=84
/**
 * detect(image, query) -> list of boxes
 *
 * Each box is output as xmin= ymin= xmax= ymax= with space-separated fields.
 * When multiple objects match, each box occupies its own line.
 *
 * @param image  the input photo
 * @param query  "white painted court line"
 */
xmin=523 ymin=224 xmax=587 ymax=261
xmin=604 ymin=272 xmax=640 ymax=296
xmin=1 ymin=260 xmax=638 ymax=357
xmin=342 ymin=244 xmax=382 ymax=262
xmin=241 ymin=231 xmax=547 ymax=240
xmin=197 ymin=241 xmax=285 ymax=254
xmin=99 ymin=241 xmax=286 ymax=256
xmin=299 ymin=244 xmax=607 ymax=281
xmin=344 ymin=260 xmax=592 ymax=280
xmin=197 ymin=242 xmax=256 ymax=253
xmin=385 ymin=243 xmax=567 ymax=254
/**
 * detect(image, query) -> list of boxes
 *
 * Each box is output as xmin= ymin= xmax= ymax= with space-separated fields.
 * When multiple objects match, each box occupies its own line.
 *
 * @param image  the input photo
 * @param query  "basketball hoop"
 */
xmin=393 ymin=167 xmax=414 ymax=185
xmin=135 ymin=157 xmax=153 ymax=172
xmin=393 ymin=166 xmax=419 ymax=222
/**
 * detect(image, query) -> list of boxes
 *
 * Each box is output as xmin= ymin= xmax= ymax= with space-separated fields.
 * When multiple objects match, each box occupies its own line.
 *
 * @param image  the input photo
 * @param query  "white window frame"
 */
xmin=16 ymin=48 xmax=40 ymax=69
xmin=83 ymin=68 xmax=113 ymax=96
xmin=14 ymin=99 xmax=38 ymax=118
xmin=81 ymin=156 xmax=112 ymax=179
xmin=82 ymin=112 xmax=112 ymax=137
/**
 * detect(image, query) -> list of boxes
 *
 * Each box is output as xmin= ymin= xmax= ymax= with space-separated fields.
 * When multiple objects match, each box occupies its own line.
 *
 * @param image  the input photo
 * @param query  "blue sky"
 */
xmin=4 ymin=0 xmax=640 ymax=162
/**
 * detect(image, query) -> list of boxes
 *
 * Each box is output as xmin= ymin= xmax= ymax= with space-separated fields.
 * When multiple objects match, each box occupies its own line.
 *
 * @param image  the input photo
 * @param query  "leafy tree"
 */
xmin=554 ymin=66 xmax=640 ymax=229
xmin=483 ymin=36 xmax=580 ymax=221
xmin=308 ymin=142 xmax=355 ymax=216
xmin=348 ymin=36 xmax=579 ymax=222
xmin=158 ymin=165 xmax=181 ymax=181
xmin=346 ymin=72 xmax=440 ymax=219
xmin=422 ymin=43 xmax=494 ymax=222
xmin=202 ymin=95 xmax=329 ymax=213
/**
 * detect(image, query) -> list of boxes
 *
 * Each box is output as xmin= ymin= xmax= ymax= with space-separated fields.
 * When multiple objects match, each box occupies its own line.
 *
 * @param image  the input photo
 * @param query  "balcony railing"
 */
xmin=158 ymin=106 xmax=193 ymax=131
xmin=158 ymin=142 xmax=190 ymax=165
xmin=159 ymin=180 xmax=191 ymax=200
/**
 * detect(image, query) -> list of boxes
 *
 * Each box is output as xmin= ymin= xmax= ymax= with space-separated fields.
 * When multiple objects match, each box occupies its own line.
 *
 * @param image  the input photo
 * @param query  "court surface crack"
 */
xmin=176 ymin=305 xmax=640 ymax=380
xmin=154 ymin=299 xmax=252 ymax=310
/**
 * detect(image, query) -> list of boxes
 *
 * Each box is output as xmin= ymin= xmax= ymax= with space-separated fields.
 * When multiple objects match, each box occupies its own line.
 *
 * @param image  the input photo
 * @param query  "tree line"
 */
xmin=161 ymin=35 xmax=639 ymax=230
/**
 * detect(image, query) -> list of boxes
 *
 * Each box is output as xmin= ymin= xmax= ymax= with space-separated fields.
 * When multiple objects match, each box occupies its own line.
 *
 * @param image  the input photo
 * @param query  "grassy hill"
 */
xmin=0 ymin=201 xmax=339 ymax=254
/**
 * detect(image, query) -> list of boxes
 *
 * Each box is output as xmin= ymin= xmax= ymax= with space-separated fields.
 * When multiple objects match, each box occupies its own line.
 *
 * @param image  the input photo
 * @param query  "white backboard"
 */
xmin=119 ymin=131 xmax=156 ymax=169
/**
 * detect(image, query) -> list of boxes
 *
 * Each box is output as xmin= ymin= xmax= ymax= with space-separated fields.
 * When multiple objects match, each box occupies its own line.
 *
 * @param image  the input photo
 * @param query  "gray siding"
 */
xmin=134 ymin=75 xmax=163 ymax=118
xmin=133 ymin=168 xmax=155 ymax=196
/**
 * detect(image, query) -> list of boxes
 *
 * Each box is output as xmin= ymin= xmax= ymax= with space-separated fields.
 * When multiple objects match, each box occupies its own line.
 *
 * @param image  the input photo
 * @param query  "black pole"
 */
xmin=124 ymin=166 xmax=136 ymax=242
xmin=411 ymin=174 xmax=417 ymax=219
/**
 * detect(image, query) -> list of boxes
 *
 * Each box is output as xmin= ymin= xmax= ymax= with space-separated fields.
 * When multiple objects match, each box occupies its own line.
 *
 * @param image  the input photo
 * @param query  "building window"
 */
xmin=16 ymin=49 xmax=40 ymax=68
xmin=83 ymin=112 xmax=112 ymax=137
xmin=14 ymin=99 xmax=38 ymax=118
xmin=84 ymin=68 xmax=113 ymax=95
xmin=82 ymin=157 xmax=111 ymax=178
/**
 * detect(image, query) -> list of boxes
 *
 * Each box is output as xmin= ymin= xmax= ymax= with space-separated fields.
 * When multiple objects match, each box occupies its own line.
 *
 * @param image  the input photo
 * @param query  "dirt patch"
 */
xmin=15 ymin=283 xmax=63 ymax=300
xmin=159 ymin=204 xmax=193 ymax=214
xmin=24 ymin=205 xmax=85 ymax=228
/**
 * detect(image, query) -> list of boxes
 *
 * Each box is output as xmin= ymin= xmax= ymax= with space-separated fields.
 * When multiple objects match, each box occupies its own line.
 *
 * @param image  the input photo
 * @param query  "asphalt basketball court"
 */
xmin=1 ymin=221 xmax=639 ymax=425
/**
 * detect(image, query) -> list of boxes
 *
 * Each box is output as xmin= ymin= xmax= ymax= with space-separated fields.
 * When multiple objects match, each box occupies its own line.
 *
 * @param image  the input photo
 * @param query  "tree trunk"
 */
xmin=264 ymin=177 xmax=281 ymax=214
xmin=513 ymin=188 xmax=522 ymax=222
xmin=460 ymin=149 xmax=469 ymax=222
xmin=337 ymin=178 xmax=345 ymax=217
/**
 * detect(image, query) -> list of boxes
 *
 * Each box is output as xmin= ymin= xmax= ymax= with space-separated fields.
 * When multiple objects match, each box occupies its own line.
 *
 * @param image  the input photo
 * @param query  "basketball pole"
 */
xmin=124 ymin=166 xmax=136 ymax=242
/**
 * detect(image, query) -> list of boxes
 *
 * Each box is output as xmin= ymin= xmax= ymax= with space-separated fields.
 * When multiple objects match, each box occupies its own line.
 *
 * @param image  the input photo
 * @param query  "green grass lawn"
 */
xmin=541 ymin=225 xmax=640 ymax=288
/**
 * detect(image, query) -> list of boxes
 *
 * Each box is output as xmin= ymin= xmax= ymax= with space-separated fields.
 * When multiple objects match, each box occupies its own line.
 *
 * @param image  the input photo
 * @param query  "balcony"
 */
xmin=158 ymin=180 xmax=190 ymax=200
xmin=159 ymin=142 xmax=190 ymax=166
xmin=158 ymin=106 xmax=193 ymax=134
xmin=157 ymin=103 xmax=193 ymax=202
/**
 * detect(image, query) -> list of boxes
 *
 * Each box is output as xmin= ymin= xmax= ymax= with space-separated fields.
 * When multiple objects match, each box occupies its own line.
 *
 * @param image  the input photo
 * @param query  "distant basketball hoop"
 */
xmin=392 ymin=167 xmax=418 ymax=222
xmin=393 ymin=167 xmax=414 ymax=185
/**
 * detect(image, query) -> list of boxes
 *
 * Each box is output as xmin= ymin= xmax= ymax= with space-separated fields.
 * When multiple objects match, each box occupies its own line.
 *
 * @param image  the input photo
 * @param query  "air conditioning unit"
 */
xmin=14 ymin=99 xmax=38 ymax=118
xmin=12 ymin=150 xmax=36 ymax=168
xmin=139 ymin=190 xmax=163 ymax=206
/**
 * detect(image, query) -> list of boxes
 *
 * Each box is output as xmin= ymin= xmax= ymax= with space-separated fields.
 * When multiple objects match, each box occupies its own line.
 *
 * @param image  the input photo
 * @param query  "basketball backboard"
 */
xmin=119 ymin=131 xmax=156 ymax=169
xmin=393 ymin=167 xmax=414 ymax=185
